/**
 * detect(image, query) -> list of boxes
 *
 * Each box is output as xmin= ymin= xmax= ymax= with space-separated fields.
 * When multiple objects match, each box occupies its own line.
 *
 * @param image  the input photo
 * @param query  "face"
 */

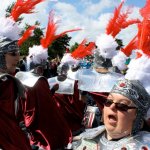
xmin=5 ymin=50 xmax=20 ymax=73
xmin=103 ymin=93 xmax=137 ymax=140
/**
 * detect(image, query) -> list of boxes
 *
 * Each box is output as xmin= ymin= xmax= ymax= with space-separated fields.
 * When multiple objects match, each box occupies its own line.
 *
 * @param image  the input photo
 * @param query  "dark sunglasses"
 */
xmin=6 ymin=51 xmax=20 ymax=56
xmin=103 ymin=99 xmax=137 ymax=111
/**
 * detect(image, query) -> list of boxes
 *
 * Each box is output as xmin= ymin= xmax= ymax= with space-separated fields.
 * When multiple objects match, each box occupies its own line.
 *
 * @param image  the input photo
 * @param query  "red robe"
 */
xmin=89 ymin=92 xmax=109 ymax=111
xmin=0 ymin=76 xmax=31 ymax=150
xmin=53 ymin=81 xmax=85 ymax=133
xmin=23 ymin=77 xmax=72 ymax=150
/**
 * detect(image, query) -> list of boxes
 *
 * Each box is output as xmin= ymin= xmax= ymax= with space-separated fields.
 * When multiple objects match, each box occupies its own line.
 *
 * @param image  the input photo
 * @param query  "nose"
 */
xmin=109 ymin=103 xmax=117 ymax=111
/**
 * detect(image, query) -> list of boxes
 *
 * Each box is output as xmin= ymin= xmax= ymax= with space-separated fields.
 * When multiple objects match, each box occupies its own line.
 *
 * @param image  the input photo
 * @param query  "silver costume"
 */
xmin=78 ymin=69 xmax=124 ymax=92
xmin=72 ymin=126 xmax=150 ymax=150
xmin=48 ymin=76 xmax=75 ymax=95
xmin=15 ymin=71 xmax=43 ymax=87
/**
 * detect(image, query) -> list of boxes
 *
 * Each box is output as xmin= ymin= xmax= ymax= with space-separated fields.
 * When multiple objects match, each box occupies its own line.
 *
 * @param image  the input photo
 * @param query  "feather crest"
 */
xmin=18 ymin=26 xmax=36 ymax=46
xmin=40 ymin=11 xmax=81 ymax=49
xmin=138 ymin=19 xmax=150 ymax=56
xmin=121 ymin=35 xmax=138 ymax=57
xmin=140 ymin=0 xmax=150 ymax=18
xmin=11 ymin=0 xmax=44 ymax=21
xmin=106 ymin=1 xmax=140 ymax=37
xmin=71 ymin=40 xmax=95 ymax=59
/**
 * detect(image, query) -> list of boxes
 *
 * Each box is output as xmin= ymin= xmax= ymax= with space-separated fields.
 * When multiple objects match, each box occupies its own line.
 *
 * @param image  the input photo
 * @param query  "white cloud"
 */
xmin=83 ymin=0 xmax=119 ymax=16
xmin=52 ymin=0 xmax=141 ymax=47
xmin=0 ymin=0 xmax=141 ymax=48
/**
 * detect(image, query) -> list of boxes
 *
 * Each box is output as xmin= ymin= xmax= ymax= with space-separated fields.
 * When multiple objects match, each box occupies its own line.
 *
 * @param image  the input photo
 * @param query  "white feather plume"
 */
xmin=112 ymin=51 xmax=128 ymax=70
xmin=0 ymin=17 xmax=20 ymax=40
xmin=61 ymin=53 xmax=79 ymax=66
xmin=28 ymin=45 xmax=48 ymax=65
xmin=125 ymin=53 xmax=150 ymax=94
xmin=95 ymin=34 xmax=118 ymax=59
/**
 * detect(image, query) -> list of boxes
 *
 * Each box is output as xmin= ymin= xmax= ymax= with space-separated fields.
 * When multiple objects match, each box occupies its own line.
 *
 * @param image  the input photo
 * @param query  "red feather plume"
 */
xmin=138 ymin=19 xmax=150 ymax=56
xmin=71 ymin=39 xmax=96 ymax=59
xmin=40 ymin=11 xmax=81 ymax=49
xmin=106 ymin=1 xmax=140 ymax=37
xmin=140 ymin=0 xmax=150 ymax=19
xmin=121 ymin=35 xmax=138 ymax=57
xmin=18 ymin=26 xmax=36 ymax=46
xmin=11 ymin=0 xmax=44 ymax=21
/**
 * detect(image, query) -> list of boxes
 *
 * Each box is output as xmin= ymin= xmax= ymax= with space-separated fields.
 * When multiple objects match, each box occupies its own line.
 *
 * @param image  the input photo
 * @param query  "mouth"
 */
xmin=108 ymin=114 xmax=117 ymax=125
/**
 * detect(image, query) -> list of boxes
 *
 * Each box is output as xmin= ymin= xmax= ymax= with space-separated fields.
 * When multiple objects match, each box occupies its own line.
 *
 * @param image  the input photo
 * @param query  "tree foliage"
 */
xmin=48 ymin=35 xmax=71 ymax=59
xmin=70 ymin=42 xmax=79 ymax=52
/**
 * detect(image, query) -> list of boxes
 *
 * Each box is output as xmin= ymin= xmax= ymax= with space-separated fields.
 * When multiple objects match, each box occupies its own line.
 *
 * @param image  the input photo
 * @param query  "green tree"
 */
xmin=70 ymin=42 xmax=79 ymax=52
xmin=48 ymin=34 xmax=72 ymax=59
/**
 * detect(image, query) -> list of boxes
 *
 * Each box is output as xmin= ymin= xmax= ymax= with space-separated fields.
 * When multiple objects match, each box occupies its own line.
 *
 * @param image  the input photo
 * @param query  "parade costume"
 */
xmin=72 ymin=125 xmax=150 ymax=150
xmin=15 ymin=11 xmax=82 ymax=149
xmin=16 ymin=71 xmax=72 ymax=150
xmin=0 ymin=0 xmax=44 ymax=149
xmin=0 ymin=74 xmax=32 ymax=150
xmin=49 ymin=40 xmax=95 ymax=134
xmin=71 ymin=1 xmax=150 ymax=149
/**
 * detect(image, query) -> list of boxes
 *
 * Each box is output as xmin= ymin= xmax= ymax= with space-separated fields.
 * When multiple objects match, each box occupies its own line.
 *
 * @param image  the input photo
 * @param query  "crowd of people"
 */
xmin=1 ymin=0 xmax=150 ymax=150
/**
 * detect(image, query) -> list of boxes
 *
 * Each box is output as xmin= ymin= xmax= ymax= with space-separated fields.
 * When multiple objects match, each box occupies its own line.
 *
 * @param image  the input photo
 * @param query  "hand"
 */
xmin=51 ymin=83 xmax=59 ymax=94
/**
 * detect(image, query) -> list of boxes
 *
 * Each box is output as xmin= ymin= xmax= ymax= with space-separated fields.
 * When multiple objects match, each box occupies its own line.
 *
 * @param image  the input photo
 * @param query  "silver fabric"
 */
xmin=78 ymin=69 xmax=124 ymax=92
xmin=111 ymin=79 xmax=150 ymax=135
xmin=15 ymin=71 xmax=42 ymax=87
xmin=72 ymin=126 xmax=150 ymax=150
xmin=48 ymin=76 xmax=75 ymax=95
xmin=67 ymin=69 xmax=79 ymax=80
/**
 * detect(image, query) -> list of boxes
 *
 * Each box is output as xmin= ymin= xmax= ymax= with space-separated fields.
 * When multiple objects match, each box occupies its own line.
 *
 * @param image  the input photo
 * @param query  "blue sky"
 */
xmin=0 ymin=0 xmax=147 ymax=46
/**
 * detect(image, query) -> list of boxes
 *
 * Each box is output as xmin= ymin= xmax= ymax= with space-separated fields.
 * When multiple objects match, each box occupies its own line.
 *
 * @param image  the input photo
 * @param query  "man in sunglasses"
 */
xmin=71 ymin=79 xmax=150 ymax=149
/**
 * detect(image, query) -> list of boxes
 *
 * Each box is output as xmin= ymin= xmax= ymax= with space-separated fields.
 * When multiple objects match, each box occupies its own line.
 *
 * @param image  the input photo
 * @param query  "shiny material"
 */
xmin=72 ymin=126 xmax=150 ymax=150
xmin=15 ymin=71 xmax=41 ymax=87
xmin=78 ymin=69 xmax=123 ymax=92
xmin=48 ymin=76 xmax=75 ymax=95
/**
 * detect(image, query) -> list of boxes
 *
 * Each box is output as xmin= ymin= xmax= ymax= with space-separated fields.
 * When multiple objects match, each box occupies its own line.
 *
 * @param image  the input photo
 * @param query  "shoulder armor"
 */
xmin=48 ymin=76 xmax=75 ymax=95
xmin=15 ymin=71 xmax=44 ymax=87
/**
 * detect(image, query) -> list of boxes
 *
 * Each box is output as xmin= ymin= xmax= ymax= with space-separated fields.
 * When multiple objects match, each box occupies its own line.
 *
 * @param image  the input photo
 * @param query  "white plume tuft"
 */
xmin=95 ymin=34 xmax=118 ymax=59
xmin=61 ymin=53 xmax=79 ymax=66
xmin=27 ymin=45 xmax=48 ymax=65
xmin=0 ymin=17 xmax=20 ymax=40
xmin=125 ymin=53 xmax=150 ymax=94
xmin=112 ymin=51 xmax=128 ymax=71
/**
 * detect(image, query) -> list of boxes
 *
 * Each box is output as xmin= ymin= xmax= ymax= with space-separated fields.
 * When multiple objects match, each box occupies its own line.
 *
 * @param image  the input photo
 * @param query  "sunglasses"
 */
xmin=103 ymin=99 xmax=137 ymax=111
xmin=6 ymin=51 xmax=20 ymax=56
